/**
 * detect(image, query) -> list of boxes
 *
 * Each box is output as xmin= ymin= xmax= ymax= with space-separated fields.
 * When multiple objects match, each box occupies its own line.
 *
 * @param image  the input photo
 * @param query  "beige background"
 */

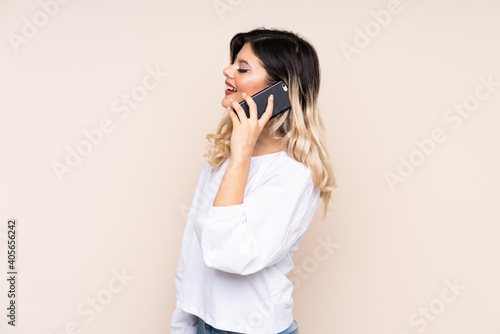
xmin=1 ymin=0 xmax=499 ymax=333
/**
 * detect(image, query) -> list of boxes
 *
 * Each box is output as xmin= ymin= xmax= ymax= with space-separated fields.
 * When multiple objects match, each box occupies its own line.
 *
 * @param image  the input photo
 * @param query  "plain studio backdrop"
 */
xmin=1 ymin=0 xmax=499 ymax=333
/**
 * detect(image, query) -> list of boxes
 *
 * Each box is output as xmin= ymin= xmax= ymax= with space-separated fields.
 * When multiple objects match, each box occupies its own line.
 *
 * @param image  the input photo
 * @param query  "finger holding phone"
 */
xmin=226 ymin=91 xmax=274 ymax=160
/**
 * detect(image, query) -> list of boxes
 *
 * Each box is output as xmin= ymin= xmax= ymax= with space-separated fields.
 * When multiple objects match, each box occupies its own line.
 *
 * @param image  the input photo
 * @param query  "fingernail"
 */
xmin=242 ymin=92 xmax=247 ymax=97
xmin=270 ymin=94 xmax=274 ymax=100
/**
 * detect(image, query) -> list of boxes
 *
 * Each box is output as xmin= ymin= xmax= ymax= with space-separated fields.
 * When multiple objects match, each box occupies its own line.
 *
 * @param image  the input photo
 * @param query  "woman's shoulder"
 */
xmin=264 ymin=151 xmax=313 ymax=183
xmin=200 ymin=151 xmax=312 ymax=183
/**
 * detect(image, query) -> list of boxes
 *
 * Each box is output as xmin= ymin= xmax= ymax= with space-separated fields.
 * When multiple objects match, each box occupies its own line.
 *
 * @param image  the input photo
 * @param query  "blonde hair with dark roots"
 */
xmin=203 ymin=28 xmax=337 ymax=221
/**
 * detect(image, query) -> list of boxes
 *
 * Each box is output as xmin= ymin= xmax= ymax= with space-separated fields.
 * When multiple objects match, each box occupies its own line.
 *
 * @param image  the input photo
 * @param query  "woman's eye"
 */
xmin=237 ymin=69 xmax=249 ymax=73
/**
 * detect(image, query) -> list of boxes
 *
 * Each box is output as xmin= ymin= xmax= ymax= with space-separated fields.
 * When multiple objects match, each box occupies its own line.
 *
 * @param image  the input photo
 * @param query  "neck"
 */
xmin=252 ymin=126 xmax=283 ymax=157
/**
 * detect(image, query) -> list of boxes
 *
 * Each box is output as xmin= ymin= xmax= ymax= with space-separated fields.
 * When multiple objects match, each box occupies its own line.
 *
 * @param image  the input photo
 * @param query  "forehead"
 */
xmin=238 ymin=43 xmax=255 ymax=56
xmin=235 ymin=43 xmax=263 ymax=67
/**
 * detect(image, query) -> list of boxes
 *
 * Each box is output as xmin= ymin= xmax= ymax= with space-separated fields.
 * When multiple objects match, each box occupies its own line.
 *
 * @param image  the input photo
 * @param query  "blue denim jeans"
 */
xmin=196 ymin=316 xmax=300 ymax=334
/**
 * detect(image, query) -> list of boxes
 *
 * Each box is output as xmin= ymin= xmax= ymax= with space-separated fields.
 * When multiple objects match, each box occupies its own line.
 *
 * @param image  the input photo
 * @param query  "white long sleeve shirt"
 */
xmin=170 ymin=150 xmax=320 ymax=334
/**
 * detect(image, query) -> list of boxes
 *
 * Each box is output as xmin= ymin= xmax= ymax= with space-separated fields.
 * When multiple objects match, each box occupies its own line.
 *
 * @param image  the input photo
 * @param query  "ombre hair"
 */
xmin=203 ymin=27 xmax=337 ymax=220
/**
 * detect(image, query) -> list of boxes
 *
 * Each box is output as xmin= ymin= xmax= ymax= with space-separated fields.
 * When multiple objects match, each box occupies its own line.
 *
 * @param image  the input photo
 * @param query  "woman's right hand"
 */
xmin=226 ymin=92 xmax=274 ymax=160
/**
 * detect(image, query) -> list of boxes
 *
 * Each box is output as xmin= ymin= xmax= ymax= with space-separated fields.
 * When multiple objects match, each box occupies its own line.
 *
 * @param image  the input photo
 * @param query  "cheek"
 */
xmin=237 ymin=78 xmax=265 ymax=95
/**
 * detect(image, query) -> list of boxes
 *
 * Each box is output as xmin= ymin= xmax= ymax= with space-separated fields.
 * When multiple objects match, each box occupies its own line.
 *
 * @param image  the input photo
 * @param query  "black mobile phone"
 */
xmin=234 ymin=80 xmax=291 ymax=120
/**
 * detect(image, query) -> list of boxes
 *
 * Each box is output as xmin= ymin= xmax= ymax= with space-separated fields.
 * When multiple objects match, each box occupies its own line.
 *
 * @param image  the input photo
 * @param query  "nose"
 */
xmin=222 ymin=64 xmax=236 ymax=79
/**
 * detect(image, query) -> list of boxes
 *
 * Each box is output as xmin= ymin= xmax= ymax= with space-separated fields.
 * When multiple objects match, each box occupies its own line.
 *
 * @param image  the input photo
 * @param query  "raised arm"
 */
xmin=194 ymin=160 xmax=320 ymax=276
xmin=212 ymin=91 xmax=275 ymax=207
xmin=213 ymin=154 xmax=251 ymax=207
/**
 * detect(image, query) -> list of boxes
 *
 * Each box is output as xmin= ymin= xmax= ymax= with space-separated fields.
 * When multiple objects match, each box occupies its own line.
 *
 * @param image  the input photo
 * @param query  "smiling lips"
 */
xmin=225 ymin=80 xmax=237 ymax=95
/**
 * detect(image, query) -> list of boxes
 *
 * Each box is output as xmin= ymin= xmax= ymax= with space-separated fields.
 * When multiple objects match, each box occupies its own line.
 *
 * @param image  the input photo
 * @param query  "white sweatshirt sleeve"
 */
xmin=193 ymin=160 xmax=318 ymax=276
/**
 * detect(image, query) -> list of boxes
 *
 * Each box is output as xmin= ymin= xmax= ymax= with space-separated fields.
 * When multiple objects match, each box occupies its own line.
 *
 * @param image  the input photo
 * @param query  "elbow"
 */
xmin=203 ymin=260 xmax=261 ymax=276
xmin=200 ymin=244 xmax=261 ymax=276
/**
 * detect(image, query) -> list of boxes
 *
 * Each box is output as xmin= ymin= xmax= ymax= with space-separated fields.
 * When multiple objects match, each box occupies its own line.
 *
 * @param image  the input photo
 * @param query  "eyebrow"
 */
xmin=235 ymin=58 xmax=251 ymax=67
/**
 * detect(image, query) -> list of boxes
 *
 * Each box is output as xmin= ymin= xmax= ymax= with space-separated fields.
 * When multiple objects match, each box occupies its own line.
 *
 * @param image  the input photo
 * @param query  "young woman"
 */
xmin=170 ymin=28 xmax=337 ymax=334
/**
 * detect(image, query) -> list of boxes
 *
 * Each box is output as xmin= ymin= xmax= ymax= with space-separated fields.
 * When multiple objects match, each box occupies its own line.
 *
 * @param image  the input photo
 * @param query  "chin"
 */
xmin=221 ymin=96 xmax=237 ymax=108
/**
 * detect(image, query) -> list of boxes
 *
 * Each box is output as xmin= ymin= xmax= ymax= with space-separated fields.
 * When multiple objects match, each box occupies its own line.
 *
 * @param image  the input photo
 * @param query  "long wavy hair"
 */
xmin=203 ymin=27 xmax=337 ymax=220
